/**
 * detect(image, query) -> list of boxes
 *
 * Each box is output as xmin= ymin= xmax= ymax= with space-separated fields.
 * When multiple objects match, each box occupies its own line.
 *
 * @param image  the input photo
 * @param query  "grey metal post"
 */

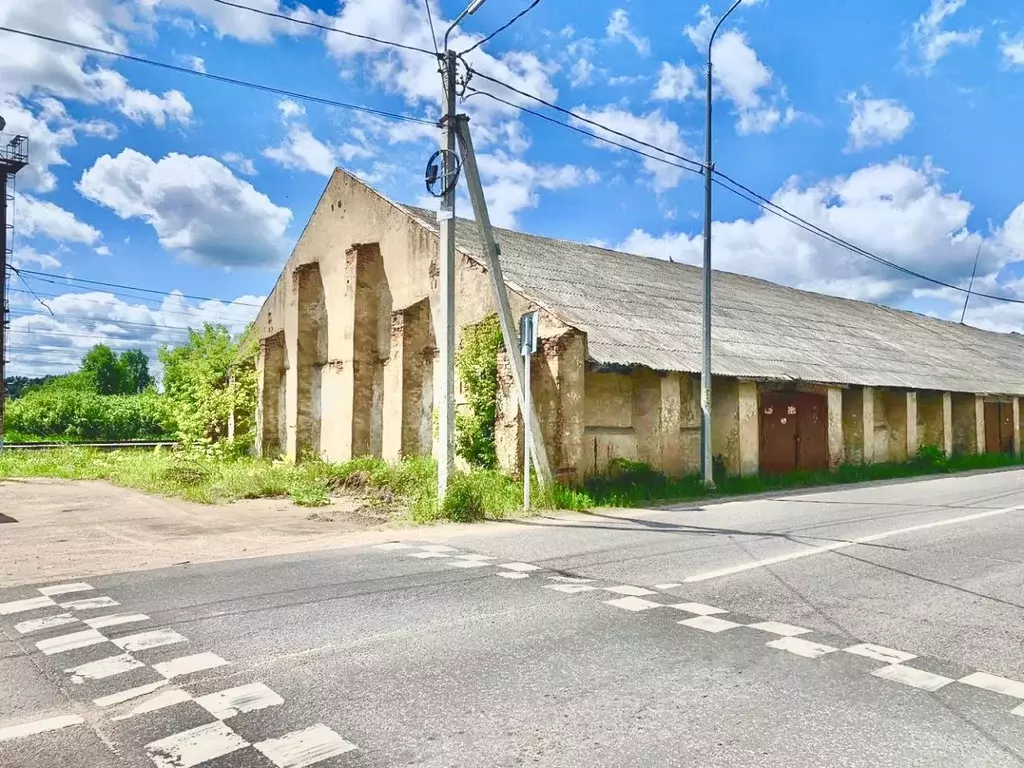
xmin=701 ymin=0 xmax=744 ymax=489
xmin=454 ymin=115 xmax=553 ymax=486
xmin=437 ymin=49 xmax=458 ymax=502
xmin=0 ymin=171 xmax=7 ymax=449
xmin=523 ymin=338 xmax=531 ymax=510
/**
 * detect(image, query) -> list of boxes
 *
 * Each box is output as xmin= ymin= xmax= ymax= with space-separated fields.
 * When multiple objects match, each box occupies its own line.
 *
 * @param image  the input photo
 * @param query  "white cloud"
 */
xmin=474 ymin=153 xmax=600 ymax=227
xmin=569 ymin=106 xmax=696 ymax=192
xmin=606 ymin=9 xmax=650 ymax=56
xmin=94 ymin=245 xmax=112 ymax=256
xmin=905 ymin=0 xmax=981 ymax=72
xmin=15 ymin=193 xmax=101 ymax=244
xmin=142 ymin=0 xmax=324 ymax=43
xmin=1001 ymin=32 xmax=1024 ymax=68
xmin=264 ymin=125 xmax=338 ymax=176
xmin=277 ymin=98 xmax=305 ymax=119
xmin=570 ymin=58 xmax=595 ymax=88
xmin=11 ymin=246 xmax=62 ymax=271
xmin=77 ymin=149 xmax=292 ymax=266
xmin=845 ymin=90 xmax=915 ymax=151
xmin=652 ymin=61 xmax=698 ymax=101
xmin=0 ymin=97 xmax=76 ymax=193
xmin=221 ymin=152 xmax=258 ymax=176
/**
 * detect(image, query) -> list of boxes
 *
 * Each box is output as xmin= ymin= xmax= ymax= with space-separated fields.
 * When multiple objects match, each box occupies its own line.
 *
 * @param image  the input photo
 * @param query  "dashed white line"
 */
xmin=84 ymin=613 xmax=150 ymax=630
xmin=60 ymin=596 xmax=119 ymax=612
xmin=455 ymin=554 xmax=497 ymax=562
xmin=94 ymin=680 xmax=169 ymax=708
xmin=959 ymin=672 xmax=1024 ymax=699
xmin=548 ymin=576 xmax=594 ymax=584
xmin=408 ymin=552 xmax=450 ymax=559
xmin=38 ymin=583 xmax=94 ymax=597
xmin=15 ymin=613 xmax=78 ymax=634
xmin=196 ymin=683 xmax=284 ymax=720
xmin=0 ymin=715 xmax=85 ymax=743
xmin=113 ymin=690 xmax=194 ymax=721
xmin=843 ymin=644 xmax=916 ymax=665
xmin=872 ymin=664 xmax=953 ymax=692
xmin=154 ymin=652 xmax=230 ymax=679
xmin=0 ymin=596 xmax=56 ymax=615
xmin=36 ymin=629 xmax=107 ymax=655
xmin=499 ymin=563 xmax=542 ymax=573
xmin=65 ymin=653 xmax=145 ymax=682
xmin=654 ymin=583 xmax=682 ymax=590
xmin=145 ymin=721 xmax=248 ymax=768
xmin=766 ymin=637 xmax=837 ymax=659
xmin=605 ymin=596 xmax=664 ymax=612
xmin=669 ymin=602 xmax=727 ymax=616
xmin=253 ymin=724 xmax=358 ymax=767
xmin=496 ymin=572 xmax=529 ymax=580
xmin=678 ymin=616 xmax=740 ymax=633
xmin=447 ymin=560 xmax=492 ymax=569
xmin=419 ymin=545 xmax=459 ymax=553
xmin=749 ymin=622 xmax=812 ymax=637
xmin=1012 ymin=703 xmax=1024 ymax=718
xmin=113 ymin=629 xmax=187 ymax=652
xmin=604 ymin=585 xmax=656 ymax=596
xmin=545 ymin=584 xmax=599 ymax=594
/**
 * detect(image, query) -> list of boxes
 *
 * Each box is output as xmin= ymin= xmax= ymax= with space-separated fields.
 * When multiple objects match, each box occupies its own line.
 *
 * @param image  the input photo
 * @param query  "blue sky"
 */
xmin=4 ymin=0 xmax=1024 ymax=376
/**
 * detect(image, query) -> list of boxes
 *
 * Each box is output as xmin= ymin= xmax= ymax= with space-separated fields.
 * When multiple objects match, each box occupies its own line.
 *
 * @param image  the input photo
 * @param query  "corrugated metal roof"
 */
xmin=403 ymin=205 xmax=1024 ymax=395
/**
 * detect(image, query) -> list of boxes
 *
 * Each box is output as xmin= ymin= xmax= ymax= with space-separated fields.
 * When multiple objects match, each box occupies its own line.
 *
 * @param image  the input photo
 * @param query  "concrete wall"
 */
xmin=710 ymin=378 xmax=758 ymax=476
xmin=842 ymin=386 xmax=874 ymax=464
xmin=873 ymin=389 xmax=917 ymax=463
xmin=951 ymin=393 xmax=984 ymax=455
xmin=917 ymin=391 xmax=952 ymax=456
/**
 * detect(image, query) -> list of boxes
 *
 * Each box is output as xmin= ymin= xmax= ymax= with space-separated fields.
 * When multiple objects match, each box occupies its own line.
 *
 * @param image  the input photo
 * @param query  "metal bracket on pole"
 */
xmin=453 ymin=115 xmax=553 ymax=486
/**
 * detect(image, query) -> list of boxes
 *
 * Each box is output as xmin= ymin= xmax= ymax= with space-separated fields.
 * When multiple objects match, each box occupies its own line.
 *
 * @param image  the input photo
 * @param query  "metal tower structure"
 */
xmin=0 ymin=127 xmax=29 ymax=449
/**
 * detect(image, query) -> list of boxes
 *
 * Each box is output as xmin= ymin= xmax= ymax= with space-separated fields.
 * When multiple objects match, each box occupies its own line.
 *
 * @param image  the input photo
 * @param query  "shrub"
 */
xmin=5 ymin=388 xmax=176 ymax=442
xmin=455 ymin=314 xmax=503 ymax=469
xmin=441 ymin=473 xmax=487 ymax=522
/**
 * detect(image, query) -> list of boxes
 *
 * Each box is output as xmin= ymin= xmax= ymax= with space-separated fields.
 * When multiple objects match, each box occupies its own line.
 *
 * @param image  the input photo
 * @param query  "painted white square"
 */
xmin=36 ymin=629 xmax=108 ymax=655
xmin=113 ymin=629 xmax=187 ymax=652
xmin=65 ymin=653 xmax=145 ymax=682
xmin=548 ymin=576 xmax=594 ymax=584
xmin=1012 ymin=703 xmax=1024 ymax=718
xmin=253 ymin=723 xmax=358 ymax=767
xmin=15 ymin=614 xmax=78 ymax=634
xmin=154 ymin=653 xmax=230 ymax=679
xmin=408 ymin=552 xmax=450 ymax=559
xmin=497 ymin=572 xmax=529 ymax=580
xmin=85 ymin=613 xmax=150 ymax=630
xmin=748 ymin=621 xmax=812 ymax=637
xmin=145 ymin=721 xmax=249 ymax=768
xmin=419 ymin=545 xmax=459 ymax=553
xmin=0 ymin=596 xmax=56 ymax=615
xmin=499 ymin=563 xmax=541 ymax=572
xmin=545 ymin=584 xmax=599 ymax=594
xmin=670 ymin=602 xmax=727 ymax=615
xmin=447 ymin=560 xmax=492 ymax=569
xmin=959 ymin=672 xmax=1024 ymax=699
xmin=843 ymin=644 xmax=916 ymax=665
xmin=196 ymin=683 xmax=284 ymax=720
xmin=604 ymin=596 xmax=663 ymax=612
xmin=94 ymin=680 xmax=168 ymax=708
xmin=872 ymin=664 xmax=953 ymax=692
xmin=604 ymin=585 xmax=656 ymax=596
xmin=678 ymin=616 xmax=739 ymax=633
xmin=455 ymin=554 xmax=497 ymax=562
xmin=38 ymin=583 xmax=94 ymax=597
xmin=373 ymin=543 xmax=412 ymax=551
xmin=113 ymin=690 xmax=193 ymax=721
xmin=654 ymin=583 xmax=682 ymax=590
xmin=766 ymin=637 xmax=836 ymax=659
xmin=0 ymin=715 xmax=84 ymax=743
xmin=60 ymin=596 xmax=119 ymax=612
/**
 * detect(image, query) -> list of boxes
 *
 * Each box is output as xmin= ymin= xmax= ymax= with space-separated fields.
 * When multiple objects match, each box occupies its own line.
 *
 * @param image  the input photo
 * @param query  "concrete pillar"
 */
xmin=381 ymin=312 xmax=405 ymax=462
xmin=660 ymin=373 xmax=684 ymax=476
xmin=842 ymin=386 xmax=874 ymax=464
xmin=1014 ymin=397 xmax=1021 ymax=456
xmin=975 ymin=395 xmax=986 ymax=455
xmin=738 ymin=380 xmax=759 ymax=477
xmin=943 ymin=392 xmax=953 ymax=457
xmin=906 ymin=391 xmax=919 ymax=458
xmin=827 ymin=387 xmax=844 ymax=467
xmin=556 ymin=331 xmax=586 ymax=483
xmin=680 ymin=374 xmax=701 ymax=474
xmin=951 ymin=393 xmax=981 ymax=455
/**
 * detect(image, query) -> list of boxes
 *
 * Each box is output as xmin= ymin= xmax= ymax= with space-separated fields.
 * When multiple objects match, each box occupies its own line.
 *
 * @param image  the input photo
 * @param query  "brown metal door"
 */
xmin=795 ymin=393 xmax=829 ymax=471
xmin=985 ymin=402 xmax=1015 ymax=455
xmin=760 ymin=393 xmax=798 ymax=475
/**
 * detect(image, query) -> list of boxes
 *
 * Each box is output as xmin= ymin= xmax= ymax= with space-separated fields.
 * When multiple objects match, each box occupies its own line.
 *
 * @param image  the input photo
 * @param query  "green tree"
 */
xmin=118 ymin=349 xmax=153 ymax=394
xmin=454 ymin=314 xmax=503 ymax=469
xmin=81 ymin=345 xmax=124 ymax=395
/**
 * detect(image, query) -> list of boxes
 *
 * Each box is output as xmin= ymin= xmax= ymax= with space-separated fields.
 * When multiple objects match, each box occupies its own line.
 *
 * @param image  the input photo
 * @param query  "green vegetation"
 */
xmin=454 ymin=314 xmax=503 ymax=469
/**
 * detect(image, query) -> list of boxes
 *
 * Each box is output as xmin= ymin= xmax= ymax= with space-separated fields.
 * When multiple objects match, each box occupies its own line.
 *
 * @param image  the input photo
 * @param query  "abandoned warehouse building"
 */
xmin=252 ymin=170 xmax=1024 ymax=482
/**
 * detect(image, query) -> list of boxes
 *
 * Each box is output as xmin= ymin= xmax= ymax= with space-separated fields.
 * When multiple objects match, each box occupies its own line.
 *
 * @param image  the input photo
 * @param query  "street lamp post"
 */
xmin=700 ymin=0 xmax=744 ymax=489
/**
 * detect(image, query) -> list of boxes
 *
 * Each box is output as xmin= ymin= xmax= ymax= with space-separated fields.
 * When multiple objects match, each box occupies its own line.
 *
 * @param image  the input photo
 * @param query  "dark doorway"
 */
xmin=760 ymin=392 xmax=829 ymax=475
xmin=984 ymin=401 xmax=1015 ymax=455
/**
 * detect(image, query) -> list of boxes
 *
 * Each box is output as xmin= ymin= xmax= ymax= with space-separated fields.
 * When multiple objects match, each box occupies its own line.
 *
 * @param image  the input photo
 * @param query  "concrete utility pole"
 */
xmin=0 ymin=120 xmax=29 ymax=451
xmin=701 ymin=0 xmax=744 ymax=489
xmin=437 ymin=0 xmax=488 ymax=501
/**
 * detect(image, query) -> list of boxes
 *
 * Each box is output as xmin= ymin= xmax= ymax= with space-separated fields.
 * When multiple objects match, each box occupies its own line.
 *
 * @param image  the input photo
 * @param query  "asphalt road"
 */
xmin=3 ymin=469 xmax=1024 ymax=767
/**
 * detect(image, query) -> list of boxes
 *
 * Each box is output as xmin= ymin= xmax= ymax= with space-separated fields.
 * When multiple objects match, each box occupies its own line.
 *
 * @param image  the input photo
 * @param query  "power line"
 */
xmin=208 ymin=0 xmax=437 ymax=56
xmin=8 ymin=307 xmax=200 ymax=334
xmin=7 ymin=287 xmax=253 ymax=324
xmin=423 ymin=0 xmax=440 ymax=56
xmin=7 ymin=327 xmax=185 ymax=343
xmin=0 ymin=26 xmax=435 ymax=126
xmin=461 ymin=0 xmax=542 ymax=55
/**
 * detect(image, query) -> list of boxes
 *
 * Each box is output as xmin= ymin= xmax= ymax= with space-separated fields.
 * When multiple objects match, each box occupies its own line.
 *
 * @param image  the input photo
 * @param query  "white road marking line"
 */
xmin=684 ymin=504 xmax=1024 ymax=582
xmin=545 ymin=584 xmax=599 ymax=594
xmin=59 ymin=596 xmax=119 ymax=611
xmin=196 ymin=683 xmax=285 ymax=720
xmin=15 ymin=614 xmax=78 ymax=634
xmin=113 ymin=629 xmax=187 ymax=652
xmin=447 ymin=560 xmax=492 ymax=569
xmin=373 ymin=543 xmax=412 ymax=551
xmin=94 ymin=680 xmax=169 ymax=708
xmin=455 ymin=554 xmax=497 ymax=561
xmin=959 ymin=672 xmax=1024 ymax=699
xmin=145 ymin=721 xmax=249 ymax=768
xmin=0 ymin=596 xmax=56 ymax=615
xmin=84 ymin=613 xmax=150 ymax=630
xmin=605 ymin=596 xmax=664 ymax=612
xmin=497 ymin=572 xmax=529 ymax=579
xmin=419 ymin=545 xmax=459 ymax=553
xmin=408 ymin=552 xmax=450 ymax=559
xmin=36 ymin=629 xmax=107 ymax=655
xmin=112 ymin=690 xmax=194 ymax=721
xmin=66 ymin=653 xmax=145 ymax=682
xmin=678 ymin=616 xmax=740 ymax=633
xmin=766 ymin=637 xmax=837 ymax=658
xmin=548 ymin=576 xmax=594 ymax=584
xmin=654 ymin=583 xmax=682 ymax=590
xmin=253 ymin=723 xmax=358 ymax=767
xmin=38 ymin=583 xmax=94 ymax=597
xmin=1012 ymin=703 xmax=1024 ymax=718
xmin=844 ymin=643 xmax=916 ymax=665
xmin=154 ymin=652 xmax=230 ymax=679
xmin=872 ymin=664 xmax=953 ymax=692
xmin=499 ymin=562 xmax=542 ymax=572
xmin=0 ymin=715 xmax=84 ymax=742
xmin=669 ymin=602 xmax=728 ymax=616
xmin=748 ymin=621 xmax=812 ymax=637
xmin=604 ymin=585 xmax=656 ymax=596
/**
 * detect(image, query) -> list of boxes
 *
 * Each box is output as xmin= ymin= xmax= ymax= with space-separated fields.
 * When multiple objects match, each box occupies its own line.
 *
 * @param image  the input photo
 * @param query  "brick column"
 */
xmin=827 ymin=386 xmax=844 ymax=467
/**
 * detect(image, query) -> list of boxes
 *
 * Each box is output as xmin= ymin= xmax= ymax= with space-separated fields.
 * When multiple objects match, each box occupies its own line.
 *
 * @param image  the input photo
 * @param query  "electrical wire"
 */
xmin=423 ymin=0 xmax=440 ymax=56
xmin=0 ymin=26 xmax=435 ymax=126
xmin=8 ymin=308 xmax=204 ymax=335
xmin=461 ymin=0 xmax=542 ymax=56
xmin=208 ymin=0 xmax=436 ymax=56
xmin=8 ymin=266 xmax=54 ymax=316
xmin=7 ymin=287 xmax=253 ymax=325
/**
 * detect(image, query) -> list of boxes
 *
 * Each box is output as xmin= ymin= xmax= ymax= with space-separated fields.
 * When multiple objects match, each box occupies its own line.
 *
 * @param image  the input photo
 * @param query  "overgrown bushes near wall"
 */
xmin=454 ymin=314 xmax=503 ymax=469
xmin=5 ymin=389 xmax=176 ymax=442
